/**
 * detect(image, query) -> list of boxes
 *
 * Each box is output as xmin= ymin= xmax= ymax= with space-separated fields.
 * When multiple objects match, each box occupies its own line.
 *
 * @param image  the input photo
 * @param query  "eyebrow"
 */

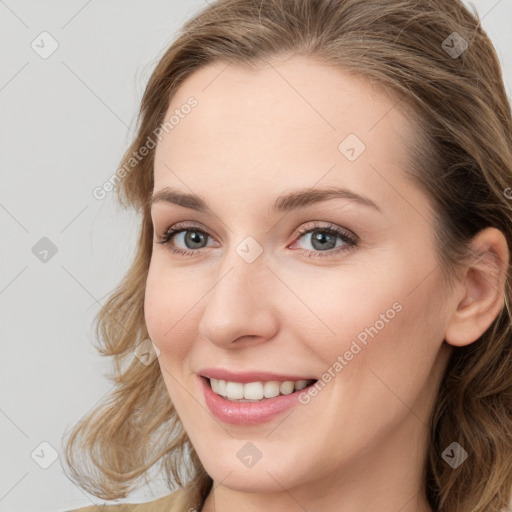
xmin=149 ymin=186 xmax=382 ymax=214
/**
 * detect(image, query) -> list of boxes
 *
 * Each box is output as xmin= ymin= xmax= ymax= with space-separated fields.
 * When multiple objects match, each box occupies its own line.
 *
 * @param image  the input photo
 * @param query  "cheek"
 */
xmin=332 ymin=278 xmax=446 ymax=423
xmin=144 ymin=264 xmax=202 ymax=409
xmin=143 ymin=260 xmax=198 ymax=358
xmin=282 ymin=264 xmax=404 ymax=358
xmin=291 ymin=261 xmax=443 ymax=387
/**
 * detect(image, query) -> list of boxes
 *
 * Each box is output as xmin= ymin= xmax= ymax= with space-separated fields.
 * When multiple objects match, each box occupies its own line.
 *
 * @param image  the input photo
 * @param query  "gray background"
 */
xmin=0 ymin=1 xmax=511 ymax=511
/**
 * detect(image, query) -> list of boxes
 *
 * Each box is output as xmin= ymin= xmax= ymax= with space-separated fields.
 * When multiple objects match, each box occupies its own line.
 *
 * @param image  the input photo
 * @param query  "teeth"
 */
xmin=263 ymin=381 xmax=280 ymax=398
xmin=209 ymin=378 xmax=315 ymax=401
xmin=244 ymin=381 xmax=264 ymax=400
xmin=294 ymin=379 xmax=309 ymax=390
xmin=225 ymin=381 xmax=244 ymax=399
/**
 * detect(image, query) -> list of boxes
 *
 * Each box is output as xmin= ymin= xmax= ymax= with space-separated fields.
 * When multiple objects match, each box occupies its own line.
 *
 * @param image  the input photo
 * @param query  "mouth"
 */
xmin=199 ymin=373 xmax=319 ymax=425
xmin=202 ymin=376 xmax=318 ymax=402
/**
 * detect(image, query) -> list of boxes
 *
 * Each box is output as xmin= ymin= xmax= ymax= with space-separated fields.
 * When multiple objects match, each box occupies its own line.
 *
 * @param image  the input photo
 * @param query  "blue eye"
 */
xmin=291 ymin=223 xmax=358 ymax=258
xmin=156 ymin=221 xmax=358 ymax=259
xmin=157 ymin=223 xmax=214 ymax=256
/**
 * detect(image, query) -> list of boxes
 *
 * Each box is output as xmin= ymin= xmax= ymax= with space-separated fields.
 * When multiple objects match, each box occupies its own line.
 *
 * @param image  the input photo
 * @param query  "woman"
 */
xmin=63 ymin=0 xmax=512 ymax=511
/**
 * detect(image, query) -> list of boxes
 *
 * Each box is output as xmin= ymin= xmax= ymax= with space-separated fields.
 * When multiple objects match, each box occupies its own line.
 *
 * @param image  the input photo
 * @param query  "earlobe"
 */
xmin=444 ymin=227 xmax=509 ymax=347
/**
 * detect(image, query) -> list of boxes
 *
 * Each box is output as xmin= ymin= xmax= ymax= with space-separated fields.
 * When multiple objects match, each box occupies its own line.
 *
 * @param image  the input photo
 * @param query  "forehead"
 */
xmin=153 ymin=55 xmax=423 ymax=216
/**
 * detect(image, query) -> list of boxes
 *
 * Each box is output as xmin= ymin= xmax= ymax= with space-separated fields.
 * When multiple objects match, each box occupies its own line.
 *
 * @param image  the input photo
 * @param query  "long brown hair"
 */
xmin=61 ymin=1 xmax=512 ymax=510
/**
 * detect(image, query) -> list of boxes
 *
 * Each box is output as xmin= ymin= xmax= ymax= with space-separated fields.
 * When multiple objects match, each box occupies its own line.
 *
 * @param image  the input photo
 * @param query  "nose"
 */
xmin=197 ymin=252 xmax=279 ymax=349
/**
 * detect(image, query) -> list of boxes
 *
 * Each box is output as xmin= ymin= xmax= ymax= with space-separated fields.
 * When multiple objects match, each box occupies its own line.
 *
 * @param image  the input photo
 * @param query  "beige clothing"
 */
xmin=67 ymin=487 xmax=198 ymax=512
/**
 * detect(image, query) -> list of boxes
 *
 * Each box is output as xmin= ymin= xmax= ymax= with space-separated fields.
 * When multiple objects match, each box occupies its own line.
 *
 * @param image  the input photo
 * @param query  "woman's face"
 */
xmin=145 ymin=55 xmax=455 ymax=507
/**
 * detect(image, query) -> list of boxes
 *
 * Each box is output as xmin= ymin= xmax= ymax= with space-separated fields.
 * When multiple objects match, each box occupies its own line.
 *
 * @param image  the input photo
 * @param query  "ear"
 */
xmin=444 ymin=227 xmax=509 ymax=347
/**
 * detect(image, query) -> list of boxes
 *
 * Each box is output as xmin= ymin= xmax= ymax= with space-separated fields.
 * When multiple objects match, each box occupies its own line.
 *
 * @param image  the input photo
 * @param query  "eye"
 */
xmin=155 ymin=222 xmax=217 ymax=257
xmin=289 ymin=222 xmax=358 ymax=258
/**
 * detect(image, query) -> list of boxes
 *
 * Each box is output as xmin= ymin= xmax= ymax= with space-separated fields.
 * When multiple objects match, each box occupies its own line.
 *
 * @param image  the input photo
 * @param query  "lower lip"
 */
xmin=200 ymin=376 xmax=314 ymax=425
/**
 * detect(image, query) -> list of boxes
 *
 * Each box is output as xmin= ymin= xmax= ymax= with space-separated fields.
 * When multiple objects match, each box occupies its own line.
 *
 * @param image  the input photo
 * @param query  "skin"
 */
xmin=144 ymin=55 xmax=509 ymax=512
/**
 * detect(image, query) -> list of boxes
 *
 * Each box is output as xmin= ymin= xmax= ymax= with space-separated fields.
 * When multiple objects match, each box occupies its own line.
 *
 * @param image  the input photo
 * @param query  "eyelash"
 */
xmin=156 ymin=221 xmax=358 ymax=259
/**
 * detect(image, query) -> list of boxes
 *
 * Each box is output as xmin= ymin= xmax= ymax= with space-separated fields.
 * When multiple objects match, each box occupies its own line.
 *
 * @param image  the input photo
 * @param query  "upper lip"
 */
xmin=199 ymin=368 xmax=317 ymax=383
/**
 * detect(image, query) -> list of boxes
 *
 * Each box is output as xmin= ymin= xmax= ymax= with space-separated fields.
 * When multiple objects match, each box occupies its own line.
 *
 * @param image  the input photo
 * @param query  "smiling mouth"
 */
xmin=205 ymin=377 xmax=318 ymax=402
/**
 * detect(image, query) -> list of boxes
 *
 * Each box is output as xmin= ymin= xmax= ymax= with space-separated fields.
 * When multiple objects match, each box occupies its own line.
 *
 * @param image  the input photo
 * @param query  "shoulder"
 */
xmin=65 ymin=487 xmax=197 ymax=512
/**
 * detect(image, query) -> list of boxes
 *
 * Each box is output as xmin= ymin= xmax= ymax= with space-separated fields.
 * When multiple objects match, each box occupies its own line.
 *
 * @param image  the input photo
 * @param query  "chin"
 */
xmin=198 ymin=447 xmax=293 ymax=487
xmin=206 ymin=465 xmax=298 ymax=493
